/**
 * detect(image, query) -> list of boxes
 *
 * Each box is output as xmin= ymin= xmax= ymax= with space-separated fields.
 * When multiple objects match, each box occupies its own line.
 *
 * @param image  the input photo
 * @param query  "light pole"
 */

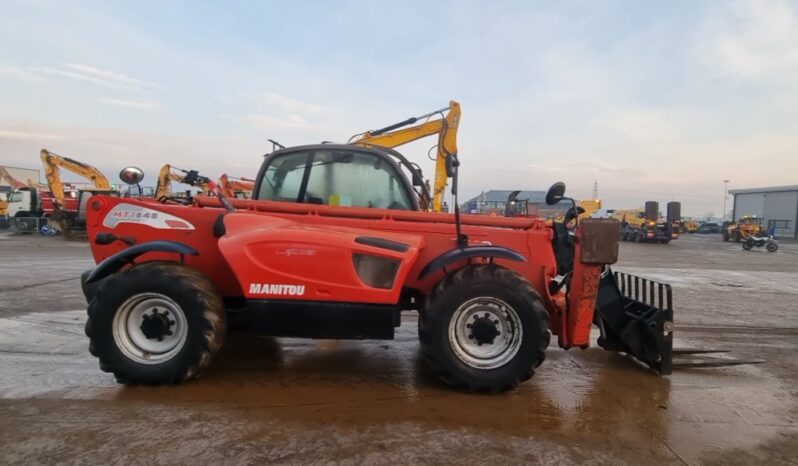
xmin=722 ymin=180 xmax=730 ymax=221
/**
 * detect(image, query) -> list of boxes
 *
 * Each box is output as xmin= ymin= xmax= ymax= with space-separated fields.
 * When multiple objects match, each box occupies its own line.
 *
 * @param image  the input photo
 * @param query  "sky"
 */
xmin=1 ymin=0 xmax=797 ymax=217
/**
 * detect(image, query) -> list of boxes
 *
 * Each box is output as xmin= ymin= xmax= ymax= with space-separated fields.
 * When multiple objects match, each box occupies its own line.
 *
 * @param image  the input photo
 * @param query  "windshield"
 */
xmin=258 ymin=149 xmax=413 ymax=209
xmin=9 ymin=192 xmax=24 ymax=202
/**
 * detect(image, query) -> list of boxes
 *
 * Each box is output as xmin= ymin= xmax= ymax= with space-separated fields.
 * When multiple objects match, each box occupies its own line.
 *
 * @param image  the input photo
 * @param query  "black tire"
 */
xmin=418 ymin=264 xmax=550 ymax=392
xmin=742 ymin=239 xmax=753 ymax=250
xmin=722 ymin=230 xmax=729 ymax=241
xmin=766 ymin=242 xmax=778 ymax=253
xmin=85 ymin=262 xmax=226 ymax=384
xmin=734 ymin=231 xmax=741 ymax=242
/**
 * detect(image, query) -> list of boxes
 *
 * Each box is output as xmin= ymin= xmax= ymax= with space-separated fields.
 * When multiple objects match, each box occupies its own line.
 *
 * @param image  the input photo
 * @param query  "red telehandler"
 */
xmin=79 ymin=107 xmax=756 ymax=392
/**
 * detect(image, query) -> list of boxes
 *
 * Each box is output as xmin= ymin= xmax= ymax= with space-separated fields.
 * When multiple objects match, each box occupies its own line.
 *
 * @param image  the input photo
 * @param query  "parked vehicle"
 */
xmin=723 ymin=216 xmax=763 ymax=242
xmin=742 ymin=234 xmax=778 ymax=253
xmin=698 ymin=222 xmax=720 ymax=234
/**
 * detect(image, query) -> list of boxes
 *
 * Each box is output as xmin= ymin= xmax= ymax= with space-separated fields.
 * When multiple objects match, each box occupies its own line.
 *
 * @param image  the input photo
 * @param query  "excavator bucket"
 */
xmin=594 ymin=269 xmax=674 ymax=374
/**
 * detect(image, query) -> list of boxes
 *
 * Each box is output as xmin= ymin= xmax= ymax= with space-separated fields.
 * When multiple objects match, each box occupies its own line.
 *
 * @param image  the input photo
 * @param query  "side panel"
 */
xmin=88 ymin=196 xmax=560 ymax=307
xmin=218 ymin=213 xmax=423 ymax=305
xmin=86 ymin=197 xmax=243 ymax=296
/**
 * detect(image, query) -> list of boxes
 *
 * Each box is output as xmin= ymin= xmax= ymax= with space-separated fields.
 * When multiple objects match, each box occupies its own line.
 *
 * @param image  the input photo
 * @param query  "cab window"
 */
xmin=258 ymin=149 xmax=413 ymax=209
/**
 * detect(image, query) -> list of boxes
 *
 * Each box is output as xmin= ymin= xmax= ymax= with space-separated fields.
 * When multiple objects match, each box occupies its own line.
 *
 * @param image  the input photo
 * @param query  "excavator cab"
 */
xmin=254 ymin=145 xmax=422 ymax=211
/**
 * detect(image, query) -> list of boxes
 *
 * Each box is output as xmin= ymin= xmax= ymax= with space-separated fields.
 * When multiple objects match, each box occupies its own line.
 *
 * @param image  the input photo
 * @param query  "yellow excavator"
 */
xmin=40 ymin=149 xmax=117 ymax=237
xmin=0 ymin=167 xmax=27 ymax=224
xmin=218 ymin=174 xmax=255 ymax=199
xmin=350 ymin=101 xmax=460 ymax=212
xmin=155 ymin=164 xmax=213 ymax=202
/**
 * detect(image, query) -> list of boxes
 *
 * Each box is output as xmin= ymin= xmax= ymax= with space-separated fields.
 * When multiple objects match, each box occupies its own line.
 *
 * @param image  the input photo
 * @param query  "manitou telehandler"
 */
xmin=79 ymin=106 xmax=756 ymax=392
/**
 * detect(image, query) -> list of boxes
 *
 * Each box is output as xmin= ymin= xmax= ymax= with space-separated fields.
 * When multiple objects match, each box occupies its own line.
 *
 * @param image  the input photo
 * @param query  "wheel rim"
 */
xmin=112 ymin=293 xmax=188 ymax=365
xmin=448 ymin=297 xmax=523 ymax=369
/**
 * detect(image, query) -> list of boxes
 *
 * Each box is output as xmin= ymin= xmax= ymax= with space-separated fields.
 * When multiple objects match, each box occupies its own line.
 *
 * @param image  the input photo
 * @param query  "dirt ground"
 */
xmin=0 ymin=232 xmax=796 ymax=465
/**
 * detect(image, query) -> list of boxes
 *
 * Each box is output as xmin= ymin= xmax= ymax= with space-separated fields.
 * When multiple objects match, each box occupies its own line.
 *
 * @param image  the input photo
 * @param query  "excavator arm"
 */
xmin=155 ymin=164 xmax=213 ymax=200
xmin=0 ymin=167 xmax=30 ymax=190
xmin=40 ymin=149 xmax=111 ymax=207
xmin=351 ymin=101 xmax=460 ymax=212
xmin=218 ymin=174 xmax=255 ymax=199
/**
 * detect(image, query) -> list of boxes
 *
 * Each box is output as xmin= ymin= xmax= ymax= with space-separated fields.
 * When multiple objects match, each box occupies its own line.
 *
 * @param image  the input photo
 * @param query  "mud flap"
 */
xmin=594 ymin=268 xmax=673 ymax=374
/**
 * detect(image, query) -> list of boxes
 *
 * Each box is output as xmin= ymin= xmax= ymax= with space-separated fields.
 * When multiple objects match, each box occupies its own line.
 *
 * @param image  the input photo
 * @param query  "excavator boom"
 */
xmin=40 ymin=149 xmax=111 ymax=208
xmin=351 ymin=101 xmax=460 ymax=212
xmin=218 ymin=174 xmax=255 ymax=199
xmin=155 ymin=164 xmax=213 ymax=200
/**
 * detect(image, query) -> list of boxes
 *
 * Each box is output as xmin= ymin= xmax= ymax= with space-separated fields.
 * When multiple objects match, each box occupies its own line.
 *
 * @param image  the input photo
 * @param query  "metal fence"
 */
xmin=11 ymin=217 xmax=50 ymax=235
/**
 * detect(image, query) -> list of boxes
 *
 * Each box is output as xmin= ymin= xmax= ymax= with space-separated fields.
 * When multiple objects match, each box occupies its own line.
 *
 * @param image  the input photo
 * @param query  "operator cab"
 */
xmin=254 ymin=144 xmax=426 ymax=211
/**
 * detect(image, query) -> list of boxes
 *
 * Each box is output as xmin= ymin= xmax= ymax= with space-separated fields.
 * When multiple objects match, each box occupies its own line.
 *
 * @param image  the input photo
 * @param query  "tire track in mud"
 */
xmin=0 ymin=276 xmax=80 ymax=293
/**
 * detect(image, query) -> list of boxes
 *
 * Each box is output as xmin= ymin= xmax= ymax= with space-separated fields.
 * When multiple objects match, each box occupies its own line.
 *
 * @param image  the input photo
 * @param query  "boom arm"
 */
xmin=155 ymin=164 xmax=213 ymax=200
xmin=40 ymin=149 xmax=111 ymax=207
xmin=218 ymin=174 xmax=255 ymax=199
xmin=351 ymin=101 xmax=460 ymax=212
xmin=0 ymin=166 xmax=30 ymax=190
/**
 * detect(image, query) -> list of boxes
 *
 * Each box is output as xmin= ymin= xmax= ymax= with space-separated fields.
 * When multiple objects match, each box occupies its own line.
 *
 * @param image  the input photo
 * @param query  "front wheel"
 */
xmin=766 ymin=242 xmax=778 ymax=253
xmin=419 ymin=264 xmax=550 ymax=392
xmin=85 ymin=262 xmax=226 ymax=384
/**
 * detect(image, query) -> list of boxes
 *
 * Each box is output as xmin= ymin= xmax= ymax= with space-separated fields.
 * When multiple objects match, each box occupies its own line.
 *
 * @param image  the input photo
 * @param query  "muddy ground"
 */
xmin=0 ymin=232 xmax=796 ymax=465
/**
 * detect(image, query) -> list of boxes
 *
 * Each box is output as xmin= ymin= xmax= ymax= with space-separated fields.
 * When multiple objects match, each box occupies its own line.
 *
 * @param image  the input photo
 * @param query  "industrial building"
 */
xmin=462 ymin=190 xmax=550 ymax=215
xmin=730 ymin=185 xmax=798 ymax=238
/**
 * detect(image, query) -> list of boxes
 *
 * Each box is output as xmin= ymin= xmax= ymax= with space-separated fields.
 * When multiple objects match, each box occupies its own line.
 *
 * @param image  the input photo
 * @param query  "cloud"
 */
xmin=235 ymin=113 xmax=310 ymax=130
xmin=0 ymin=129 xmax=61 ymax=140
xmin=593 ymin=107 xmax=680 ymax=142
xmin=258 ymin=92 xmax=324 ymax=116
xmin=700 ymin=0 xmax=798 ymax=79
xmin=40 ymin=63 xmax=163 ymax=93
xmin=0 ymin=65 xmax=45 ymax=83
xmin=101 ymin=98 xmax=161 ymax=110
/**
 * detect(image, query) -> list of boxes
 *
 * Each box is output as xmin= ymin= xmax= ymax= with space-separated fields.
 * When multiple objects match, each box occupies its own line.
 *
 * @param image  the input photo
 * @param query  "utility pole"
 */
xmin=722 ymin=180 xmax=730 ymax=221
xmin=592 ymin=180 xmax=598 ymax=200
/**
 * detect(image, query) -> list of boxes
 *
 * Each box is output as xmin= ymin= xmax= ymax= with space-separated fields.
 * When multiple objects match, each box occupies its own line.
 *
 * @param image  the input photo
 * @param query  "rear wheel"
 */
xmin=418 ymin=264 xmax=550 ymax=392
xmin=742 ymin=239 xmax=753 ymax=250
xmin=85 ymin=262 xmax=226 ymax=384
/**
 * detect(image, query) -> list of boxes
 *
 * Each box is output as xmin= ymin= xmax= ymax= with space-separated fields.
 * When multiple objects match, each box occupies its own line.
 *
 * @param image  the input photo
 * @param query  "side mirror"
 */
xmin=545 ymin=182 xmax=566 ymax=205
xmin=119 ymin=166 xmax=144 ymax=185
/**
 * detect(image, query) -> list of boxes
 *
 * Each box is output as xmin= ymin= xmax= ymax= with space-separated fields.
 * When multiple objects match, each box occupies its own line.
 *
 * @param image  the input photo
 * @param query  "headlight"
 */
xmin=353 ymin=254 xmax=400 ymax=289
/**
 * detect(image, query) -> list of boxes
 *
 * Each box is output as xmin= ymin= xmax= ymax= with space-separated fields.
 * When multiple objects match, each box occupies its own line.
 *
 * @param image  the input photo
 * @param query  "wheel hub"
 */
xmin=468 ymin=312 xmax=501 ymax=345
xmin=140 ymin=309 xmax=175 ymax=341
xmin=113 ymin=293 xmax=188 ymax=365
xmin=448 ymin=297 xmax=523 ymax=369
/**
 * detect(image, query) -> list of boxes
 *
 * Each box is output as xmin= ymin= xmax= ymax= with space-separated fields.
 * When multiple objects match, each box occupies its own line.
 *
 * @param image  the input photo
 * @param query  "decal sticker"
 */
xmin=249 ymin=283 xmax=306 ymax=296
xmin=275 ymin=248 xmax=317 ymax=257
xmin=103 ymin=203 xmax=195 ymax=230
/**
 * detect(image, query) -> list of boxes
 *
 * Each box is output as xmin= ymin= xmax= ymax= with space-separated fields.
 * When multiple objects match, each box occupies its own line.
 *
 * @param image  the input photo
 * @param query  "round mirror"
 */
xmin=545 ymin=182 xmax=566 ymax=205
xmin=119 ymin=166 xmax=145 ymax=185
